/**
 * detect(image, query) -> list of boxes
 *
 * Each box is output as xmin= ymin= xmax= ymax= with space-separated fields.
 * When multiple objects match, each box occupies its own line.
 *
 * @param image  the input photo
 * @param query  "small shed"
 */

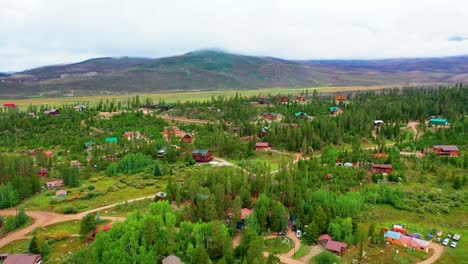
xmin=371 ymin=164 xmax=393 ymax=174
xmin=46 ymin=180 xmax=64 ymax=189
xmin=241 ymin=208 xmax=252 ymax=220
xmin=45 ymin=151 xmax=53 ymax=158
xmin=36 ymin=168 xmax=48 ymax=177
xmin=263 ymin=112 xmax=279 ymax=120
xmin=373 ymin=120 xmax=384 ymax=126
xmin=44 ymin=109 xmax=59 ymax=116
xmin=335 ymin=95 xmax=347 ymax=101
xmin=105 ymin=137 xmax=118 ymax=143
xmin=157 ymin=148 xmax=167 ymax=158
xmin=329 ymin=106 xmax=342 ymax=115
xmin=70 ymin=160 xmax=82 ymax=168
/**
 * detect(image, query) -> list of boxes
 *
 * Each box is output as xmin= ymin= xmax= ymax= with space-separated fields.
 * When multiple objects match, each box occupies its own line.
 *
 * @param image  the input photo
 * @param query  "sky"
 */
xmin=1 ymin=0 xmax=468 ymax=72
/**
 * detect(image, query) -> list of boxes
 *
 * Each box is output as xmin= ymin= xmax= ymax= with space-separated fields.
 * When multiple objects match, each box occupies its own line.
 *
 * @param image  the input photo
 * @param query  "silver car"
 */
xmin=450 ymin=241 xmax=457 ymax=248
xmin=442 ymin=238 xmax=450 ymax=246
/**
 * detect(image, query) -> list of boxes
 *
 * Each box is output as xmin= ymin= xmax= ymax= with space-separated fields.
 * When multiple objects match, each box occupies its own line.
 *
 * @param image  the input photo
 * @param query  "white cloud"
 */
xmin=1 ymin=0 xmax=468 ymax=71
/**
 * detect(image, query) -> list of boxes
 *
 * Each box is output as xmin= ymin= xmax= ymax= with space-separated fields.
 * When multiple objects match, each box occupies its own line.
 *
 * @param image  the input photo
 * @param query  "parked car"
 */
xmin=436 ymin=237 xmax=442 ymax=243
xmin=344 ymin=162 xmax=353 ymax=167
xmin=442 ymin=238 xmax=450 ymax=246
xmin=453 ymin=234 xmax=460 ymax=241
xmin=296 ymin=230 xmax=302 ymax=238
xmin=278 ymin=231 xmax=286 ymax=237
xmin=450 ymin=241 xmax=457 ymax=248
xmin=447 ymin=233 xmax=452 ymax=239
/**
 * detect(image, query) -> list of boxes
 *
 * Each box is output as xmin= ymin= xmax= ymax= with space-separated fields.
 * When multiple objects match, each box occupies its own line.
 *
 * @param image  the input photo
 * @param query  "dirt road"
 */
xmin=155 ymin=115 xmax=218 ymax=125
xmin=416 ymin=244 xmax=444 ymax=264
xmin=0 ymin=195 xmax=154 ymax=248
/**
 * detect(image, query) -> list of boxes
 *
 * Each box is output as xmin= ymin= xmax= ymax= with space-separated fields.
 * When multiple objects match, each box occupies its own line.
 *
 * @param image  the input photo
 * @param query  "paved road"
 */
xmin=0 ymin=195 xmax=154 ymax=248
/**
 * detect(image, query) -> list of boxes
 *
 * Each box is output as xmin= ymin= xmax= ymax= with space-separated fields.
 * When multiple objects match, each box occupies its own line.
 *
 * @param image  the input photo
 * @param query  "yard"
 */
xmin=234 ymin=151 xmax=295 ymax=172
xmin=264 ymin=237 xmax=294 ymax=254
xmin=342 ymin=205 xmax=468 ymax=264
xmin=21 ymin=174 xmax=164 ymax=213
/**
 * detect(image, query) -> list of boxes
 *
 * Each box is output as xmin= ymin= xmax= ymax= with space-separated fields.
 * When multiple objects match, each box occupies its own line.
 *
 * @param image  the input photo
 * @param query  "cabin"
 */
xmin=3 ymin=254 xmax=42 ymax=264
xmin=432 ymin=145 xmax=459 ymax=157
xmin=259 ymin=127 xmax=269 ymax=138
xmin=325 ymin=240 xmax=348 ymax=256
xmin=155 ymin=191 xmax=167 ymax=201
xmin=280 ymin=96 xmax=289 ymax=104
xmin=335 ymin=95 xmax=347 ymax=101
xmin=105 ymin=137 xmax=118 ymax=143
xmin=70 ymin=160 xmax=82 ymax=168
xmin=373 ymin=153 xmax=389 ymax=159
xmin=371 ymin=164 xmax=393 ymax=174
xmin=36 ymin=168 xmax=48 ymax=177
xmin=181 ymin=133 xmax=193 ymax=144
xmin=263 ymin=112 xmax=279 ymax=120
xmin=162 ymin=255 xmax=182 ymax=264
xmin=44 ymin=150 xmax=53 ymax=158
xmin=429 ymin=118 xmax=449 ymax=126
xmin=158 ymin=104 xmax=175 ymax=111
xmin=241 ymin=208 xmax=252 ymax=220
xmin=89 ymin=223 xmax=112 ymax=240
xmin=294 ymin=112 xmax=307 ymax=118
xmin=374 ymin=120 xmax=384 ymax=126
xmin=56 ymin=190 xmax=67 ymax=197
xmin=255 ymin=142 xmax=270 ymax=150
xmin=329 ymin=106 xmax=342 ymax=115
xmin=74 ymin=105 xmax=86 ymax=111
xmin=192 ymin=149 xmax=213 ymax=163
xmin=44 ymin=109 xmax=59 ymax=116
xmin=326 ymin=173 xmax=333 ymax=180
xmin=257 ymin=97 xmax=270 ymax=104
xmin=123 ymin=131 xmax=142 ymax=141
xmin=317 ymin=234 xmax=333 ymax=246
xmin=295 ymin=96 xmax=307 ymax=102
xmin=3 ymin=103 xmax=16 ymax=108
xmin=46 ymin=180 xmax=64 ymax=189
xmin=384 ymin=230 xmax=430 ymax=253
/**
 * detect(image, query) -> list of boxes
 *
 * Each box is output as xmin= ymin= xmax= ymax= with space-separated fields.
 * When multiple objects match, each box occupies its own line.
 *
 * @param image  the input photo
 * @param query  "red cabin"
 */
xmin=192 ymin=149 xmax=213 ymax=163
xmin=89 ymin=223 xmax=113 ymax=240
xmin=335 ymin=95 xmax=347 ymax=101
xmin=181 ymin=133 xmax=193 ymax=144
xmin=432 ymin=145 xmax=459 ymax=157
xmin=37 ymin=168 xmax=48 ymax=177
xmin=3 ymin=103 xmax=16 ymax=108
xmin=371 ymin=164 xmax=393 ymax=174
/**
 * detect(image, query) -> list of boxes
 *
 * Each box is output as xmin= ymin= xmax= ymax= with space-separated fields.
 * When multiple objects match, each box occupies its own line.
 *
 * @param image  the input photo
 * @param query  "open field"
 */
xmin=0 ymin=85 xmax=390 ymax=110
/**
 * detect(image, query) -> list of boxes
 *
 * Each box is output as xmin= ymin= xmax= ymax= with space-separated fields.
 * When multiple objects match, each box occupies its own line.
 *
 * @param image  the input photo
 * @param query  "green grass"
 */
xmin=292 ymin=242 xmax=311 ymax=259
xmin=100 ymin=198 xmax=153 ymax=217
xmin=39 ymin=220 xmax=81 ymax=235
xmin=0 ymin=239 xmax=29 ymax=253
xmin=234 ymin=152 xmax=294 ymax=172
xmin=22 ymin=175 xmax=164 ymax=212
xmin=264 ymin=237 xmax=294 ymax=254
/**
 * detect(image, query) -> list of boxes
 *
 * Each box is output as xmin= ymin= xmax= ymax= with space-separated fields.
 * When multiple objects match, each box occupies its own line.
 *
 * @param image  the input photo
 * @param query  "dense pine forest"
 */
xmin=0 ymin=85 xmax=466 ymax=264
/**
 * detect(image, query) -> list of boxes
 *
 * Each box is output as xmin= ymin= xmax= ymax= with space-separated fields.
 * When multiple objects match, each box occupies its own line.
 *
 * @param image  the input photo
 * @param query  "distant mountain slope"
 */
xmin=1 ymin=50 xmax=467 ymax=98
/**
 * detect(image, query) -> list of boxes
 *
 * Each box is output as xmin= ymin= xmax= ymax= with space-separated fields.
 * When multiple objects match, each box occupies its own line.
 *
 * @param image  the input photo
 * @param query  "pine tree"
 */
xmin=28 ymin=235 xmax=40 ymax=254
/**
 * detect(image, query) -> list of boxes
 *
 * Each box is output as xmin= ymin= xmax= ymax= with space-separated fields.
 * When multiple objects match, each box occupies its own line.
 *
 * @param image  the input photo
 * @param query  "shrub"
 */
xmin=56 ymin=205 xmax=78 ymax=214
xmin=87 ymin=185 xmax=95 ymax=191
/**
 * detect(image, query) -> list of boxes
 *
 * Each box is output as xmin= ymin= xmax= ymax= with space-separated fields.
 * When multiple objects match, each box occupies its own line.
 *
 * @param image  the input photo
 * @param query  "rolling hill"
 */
xmin=1 ymin=50 xmax=467 ymax=98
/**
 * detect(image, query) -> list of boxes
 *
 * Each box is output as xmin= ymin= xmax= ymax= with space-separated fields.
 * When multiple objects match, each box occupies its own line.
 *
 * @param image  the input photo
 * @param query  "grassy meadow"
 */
xmin=0 ymin=86 xmax=389 ymax=110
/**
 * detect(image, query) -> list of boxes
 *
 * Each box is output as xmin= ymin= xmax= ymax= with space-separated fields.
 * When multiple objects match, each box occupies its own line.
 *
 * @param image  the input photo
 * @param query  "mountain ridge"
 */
xmin=1 ymin=50 xmax=467 ymax=98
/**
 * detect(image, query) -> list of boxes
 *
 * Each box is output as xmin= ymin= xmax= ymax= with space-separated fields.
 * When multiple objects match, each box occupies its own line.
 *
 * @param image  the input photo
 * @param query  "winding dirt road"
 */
xmin=0 ymin=195 xmax=154 ymax=248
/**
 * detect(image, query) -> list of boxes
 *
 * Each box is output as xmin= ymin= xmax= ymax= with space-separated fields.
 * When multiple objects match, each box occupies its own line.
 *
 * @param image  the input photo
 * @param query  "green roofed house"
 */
xmin=84 ymin=140 xmax=95 ymax=149
xmin=295 ymin=111 xmax=307 ymax=117
xmin=329 ymin=106 xmax=343 ymax=115
xmin=105 ymin=137 xmax=118 ymax=143
xmin=429 ymin=118 xmax=449 ymax=126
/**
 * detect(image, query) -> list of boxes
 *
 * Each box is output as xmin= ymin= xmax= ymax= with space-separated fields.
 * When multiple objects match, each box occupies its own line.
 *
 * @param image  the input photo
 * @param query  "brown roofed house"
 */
xmin=371 ymin=164 xmax=393 ymax=174
xmin=432 ymin=145 xmax=459 ymax=157
xmin=255 ymin=142 xmax=270 ymax=150
xmin=3 ymin=254 xmax=42 ymax=264
xmin=325 ymin=240 xmax=348 ymax=255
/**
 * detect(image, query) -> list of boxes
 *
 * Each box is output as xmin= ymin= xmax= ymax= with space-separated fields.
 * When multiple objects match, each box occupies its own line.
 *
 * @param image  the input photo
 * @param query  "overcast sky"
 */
xmin=1 ymin=0 xmax=468 ymax=72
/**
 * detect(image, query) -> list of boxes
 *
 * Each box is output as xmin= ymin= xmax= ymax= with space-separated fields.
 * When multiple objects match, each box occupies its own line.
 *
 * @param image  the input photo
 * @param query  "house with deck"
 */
xmin=123 ymin=131 xmax=142 ymax=141
xmin=192 ymin=149 xmax=213 ymax=162
xmin=432 ymin=145 xmax=459 ymax=157
xmin=384 ymin=230 xmax=430 ymax=253
xmin=46 ymin=180 xmax=64 ymax=189
xmin=181 ymin=133 xmax=193 ymax=144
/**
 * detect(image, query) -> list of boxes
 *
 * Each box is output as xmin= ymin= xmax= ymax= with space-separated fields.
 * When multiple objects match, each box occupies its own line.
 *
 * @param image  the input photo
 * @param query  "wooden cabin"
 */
xmin=192 ymin=149 xmax=213 ymax=162
xmin=371 ymin=164 xmax=393 ymax=174
xmin=432 ymin=145 xmax=459 ymax=157
xmin=255 ymin=142 xmax=270 ymax=150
